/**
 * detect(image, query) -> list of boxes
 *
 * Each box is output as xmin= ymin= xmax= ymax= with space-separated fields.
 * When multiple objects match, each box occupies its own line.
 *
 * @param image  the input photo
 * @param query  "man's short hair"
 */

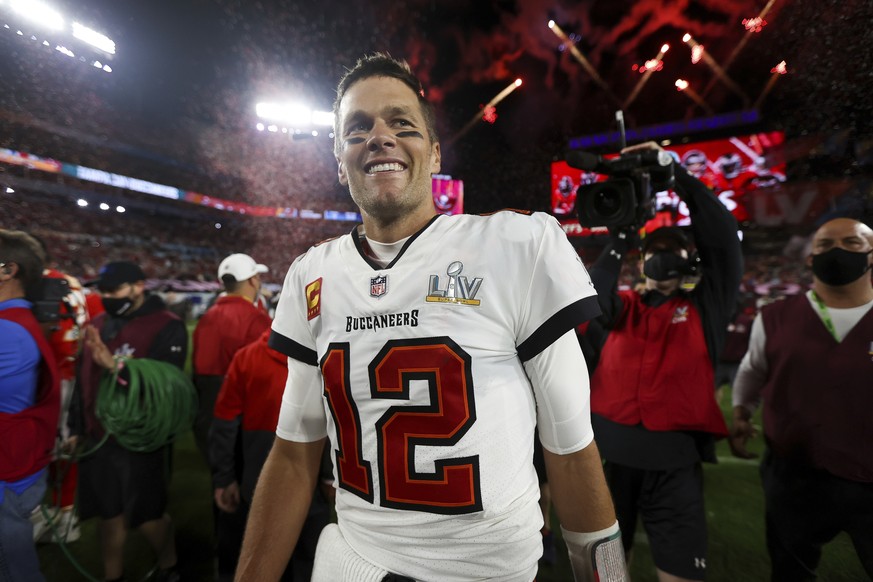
xmin=0 ymin=229 xmax=46 ymax=298
xmin=221 ymin=274 xmax=243 ymax=293
xmin=333 ymin=53 xmax=438 ymax=155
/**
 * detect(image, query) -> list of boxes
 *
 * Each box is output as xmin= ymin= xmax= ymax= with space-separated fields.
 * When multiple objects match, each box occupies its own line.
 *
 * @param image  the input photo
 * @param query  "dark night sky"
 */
xmin=5 ymin=0 xmax=873 ymax=213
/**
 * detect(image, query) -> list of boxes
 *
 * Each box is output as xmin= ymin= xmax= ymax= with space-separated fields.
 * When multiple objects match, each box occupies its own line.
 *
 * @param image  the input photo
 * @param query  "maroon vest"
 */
xmin=0 ymin=307 xmax=60 ymax=481
xmin=592 ymin=291 xmax=728 ymax=436
xmin=761 ymin=295 xmax=873 ymax=483
xmin=79 ymin=309 xmax=179 ymax=438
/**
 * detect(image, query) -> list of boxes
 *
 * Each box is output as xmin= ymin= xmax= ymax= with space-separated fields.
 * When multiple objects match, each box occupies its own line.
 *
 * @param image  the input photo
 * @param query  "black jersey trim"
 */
xmin=351 ymin=215 xmax=442 ymax=271
xmin=268 ymin=330 xmax=318 ymax=366
xmin=478 ymin=208 xmax=533 ymax=217
xmin=517 ymin=295 xmax=601 ymax=362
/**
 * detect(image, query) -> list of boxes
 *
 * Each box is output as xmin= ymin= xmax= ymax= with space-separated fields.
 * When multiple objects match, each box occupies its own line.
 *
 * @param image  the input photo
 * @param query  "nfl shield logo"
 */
xmin=370 ymin=275 xmax=387 ymax=298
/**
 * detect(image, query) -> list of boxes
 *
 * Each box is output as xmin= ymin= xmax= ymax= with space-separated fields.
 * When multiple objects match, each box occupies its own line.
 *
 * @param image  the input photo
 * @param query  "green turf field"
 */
xmin=37 ymin=387 xmax=868 ymax=582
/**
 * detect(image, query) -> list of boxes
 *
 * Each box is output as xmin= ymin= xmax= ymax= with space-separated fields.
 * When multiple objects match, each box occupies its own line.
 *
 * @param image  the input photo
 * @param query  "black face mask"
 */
xmin=644 ymin=252 xmax=691 ymax=282
xmin=101 ymin=296 xmax=135 ymax=317
xmin=811 ymin=248 xmax=872 ymax=286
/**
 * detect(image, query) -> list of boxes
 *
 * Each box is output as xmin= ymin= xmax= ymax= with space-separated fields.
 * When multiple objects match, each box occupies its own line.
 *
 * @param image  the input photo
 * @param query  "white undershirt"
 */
xmin=732 ymin=292 xmax=873 ymax=413
xmin=363 ymin=235 xmax=411 ymax=268
xmin=806 ymin=290 xmax=873 ymax=340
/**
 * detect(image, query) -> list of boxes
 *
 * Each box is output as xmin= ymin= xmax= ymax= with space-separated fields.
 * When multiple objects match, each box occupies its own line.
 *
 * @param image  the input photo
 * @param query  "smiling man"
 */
xmin=236 ymin=54 xmax=628 ymax=582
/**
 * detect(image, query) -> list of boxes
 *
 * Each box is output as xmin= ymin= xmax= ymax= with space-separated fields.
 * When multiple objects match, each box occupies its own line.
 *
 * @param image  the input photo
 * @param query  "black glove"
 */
xmin=607 ymin=225 xmax=640 ymax=247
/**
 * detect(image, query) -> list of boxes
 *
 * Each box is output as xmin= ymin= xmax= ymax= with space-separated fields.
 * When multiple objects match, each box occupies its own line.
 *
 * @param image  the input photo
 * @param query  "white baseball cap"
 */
xmin=218 ymin=253 xmax=268 ymax=282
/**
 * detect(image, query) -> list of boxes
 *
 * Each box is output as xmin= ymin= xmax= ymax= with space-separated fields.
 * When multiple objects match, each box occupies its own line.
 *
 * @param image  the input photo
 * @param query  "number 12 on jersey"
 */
xmin=321 ymin=336 xmax=484 ymax=515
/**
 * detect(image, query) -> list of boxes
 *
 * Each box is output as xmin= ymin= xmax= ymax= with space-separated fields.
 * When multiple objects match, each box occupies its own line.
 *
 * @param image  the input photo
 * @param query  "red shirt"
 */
xmin=591 ymin=291 xmax=729 ymax=436
xmin=44 ymin=269 xmax=88 ymax=380
xmin=193 ymin=295 xmax=272 ymax=376
xmin=211 ymin=330 xmax=287 ymax=499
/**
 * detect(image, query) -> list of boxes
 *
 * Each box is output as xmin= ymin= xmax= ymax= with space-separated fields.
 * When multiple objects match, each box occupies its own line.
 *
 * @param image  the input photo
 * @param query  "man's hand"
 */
xmin=60 ymin=436 xmax=79 ymax=457
xmin=729 ymin=405 xmax=759 ymax=459
xmin=619 ymin=140 xmax=665 ymax=155
xmin=607 ymin=225 xmax=640 ymax=247
xmin=215 ymin=481 xmax=241 ymax=513
xmin=84 ymin=325 xmax=115 ymax=370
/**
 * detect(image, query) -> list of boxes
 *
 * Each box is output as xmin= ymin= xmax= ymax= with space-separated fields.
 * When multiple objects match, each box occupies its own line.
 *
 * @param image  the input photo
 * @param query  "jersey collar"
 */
xmin=351 ymin=215 xmax=442 ymax=271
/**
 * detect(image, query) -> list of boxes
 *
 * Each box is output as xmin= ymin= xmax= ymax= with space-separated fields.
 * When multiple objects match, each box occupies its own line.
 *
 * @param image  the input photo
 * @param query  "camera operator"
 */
xmin=0 ymin=229 xmax=60 ymax=582
xmin=583 ymin=141 xmax=743 ymax=582
xmin=29 ymin=236 xmax=90 ymax=544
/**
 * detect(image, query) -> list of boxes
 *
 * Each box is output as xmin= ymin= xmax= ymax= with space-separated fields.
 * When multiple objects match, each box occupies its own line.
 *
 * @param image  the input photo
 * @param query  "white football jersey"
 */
xmin=271 ymin=211 xmax=598 ymax=581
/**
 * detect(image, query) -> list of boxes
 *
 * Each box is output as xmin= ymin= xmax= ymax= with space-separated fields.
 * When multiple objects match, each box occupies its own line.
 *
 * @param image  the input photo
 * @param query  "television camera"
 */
xmin=32 ymin=276 xmax=72 ymax=324
xmin=567 ymin=111 xmax=676 ymax=228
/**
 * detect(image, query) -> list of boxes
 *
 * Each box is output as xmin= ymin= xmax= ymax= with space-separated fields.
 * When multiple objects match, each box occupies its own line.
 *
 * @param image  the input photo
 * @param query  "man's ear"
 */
xmin=0 ymin=262 xmax=16 ymax=279
xmin=337 ymin=157 xmax=348 ymax=186
xmin=430 ymin=142 xmax=441 ymax=175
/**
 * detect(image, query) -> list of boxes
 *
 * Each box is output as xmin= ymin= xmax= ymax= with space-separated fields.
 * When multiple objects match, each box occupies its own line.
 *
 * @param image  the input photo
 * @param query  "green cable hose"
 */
xmin=95 ymin=358 xmax=197 ymax=453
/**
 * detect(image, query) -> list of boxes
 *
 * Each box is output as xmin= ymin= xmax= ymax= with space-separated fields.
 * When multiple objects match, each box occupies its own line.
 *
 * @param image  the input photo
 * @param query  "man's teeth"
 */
xmin=368 ymin=163 xmax=404 ymax=174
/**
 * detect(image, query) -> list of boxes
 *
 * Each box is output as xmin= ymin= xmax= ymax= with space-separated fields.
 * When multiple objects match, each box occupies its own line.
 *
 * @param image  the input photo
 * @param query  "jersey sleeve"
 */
xmin=524 ymin=329 xmax=594 ymax=454
xmin=269 ymin=255 xmax=318 ymax=366
xmin=516 ymin=214 xmax=601 ymax=362
xmin=276 ymin=355 xmax=328 ymax=442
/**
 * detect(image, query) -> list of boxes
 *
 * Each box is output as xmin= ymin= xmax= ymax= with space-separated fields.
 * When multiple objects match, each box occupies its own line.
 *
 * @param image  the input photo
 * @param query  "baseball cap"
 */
xmin=641 ymin=226 xmax=690 ymax=255
xmin=88 ymin=261 xmax=147 ymax=291
xmin=218 ymin=253 xmax=268 ymax=282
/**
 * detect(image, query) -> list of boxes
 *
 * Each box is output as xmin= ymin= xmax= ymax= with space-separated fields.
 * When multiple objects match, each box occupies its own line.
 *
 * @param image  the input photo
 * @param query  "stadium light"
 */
xmin=5 ymin=187 xmax=14 ymax=193
xmin=76 ymin=198 xmax=88 ymax=206
xmin=255 ymin=102 xmax=334 ymax=128
xmin=311 ymin=110 xmax=334 ymax=126
xmin=9 ymin=0 xmax=64 ymax=31
xmin=99 ymin=202 xmax=109 ymax=210
xmin=115 ymin=205 xmax=125 ymax=213
xmin=72 ymin=21 xmax=115 ymax=54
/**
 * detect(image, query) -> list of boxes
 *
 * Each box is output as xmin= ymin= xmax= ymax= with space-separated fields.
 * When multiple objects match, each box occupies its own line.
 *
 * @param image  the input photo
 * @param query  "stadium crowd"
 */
xmin=0 ymin=189 xmax=349 ymax=284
